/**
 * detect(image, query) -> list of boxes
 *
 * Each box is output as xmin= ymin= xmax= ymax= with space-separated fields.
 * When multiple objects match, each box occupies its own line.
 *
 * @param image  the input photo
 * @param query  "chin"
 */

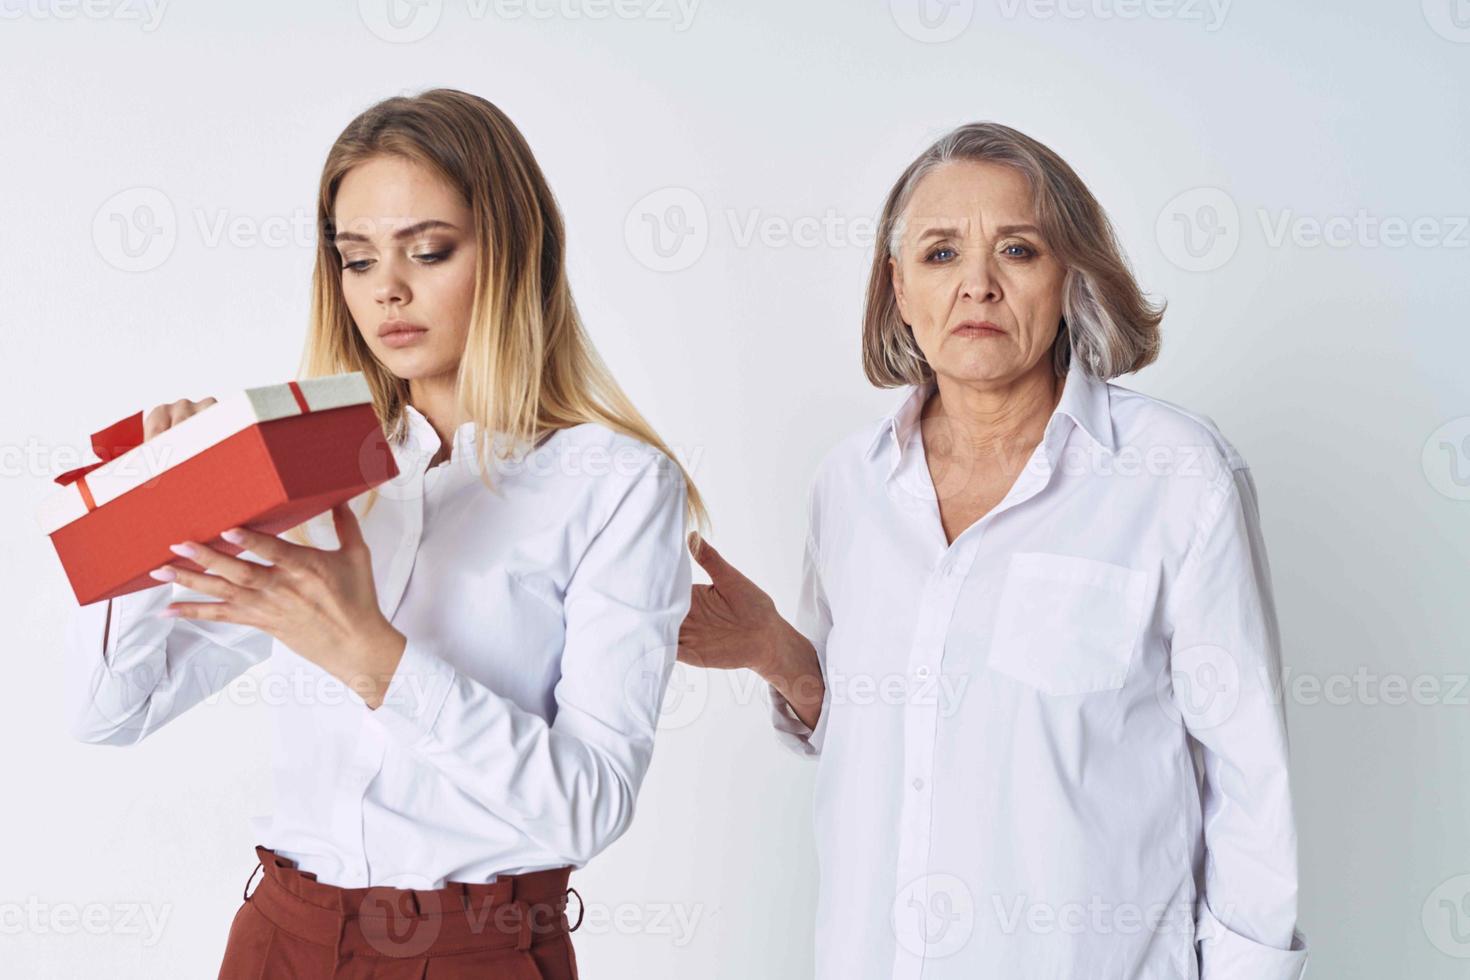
xmin=935 ymin=355 xmax=1018 ymax=386
xmin=377 ymin=348 xmax=443 ymax=374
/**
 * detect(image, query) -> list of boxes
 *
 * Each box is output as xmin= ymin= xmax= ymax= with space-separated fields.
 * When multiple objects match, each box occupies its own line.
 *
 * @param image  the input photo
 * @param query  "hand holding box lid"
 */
xmin=40 ymin=372 xmax=399 ymax=605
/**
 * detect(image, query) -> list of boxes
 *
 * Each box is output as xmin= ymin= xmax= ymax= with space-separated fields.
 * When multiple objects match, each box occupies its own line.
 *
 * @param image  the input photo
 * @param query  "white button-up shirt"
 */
xmin=769 ymin=357 xmax=1308 ymax=979
xmin=67 ymin=405 xmax=691 ymax=888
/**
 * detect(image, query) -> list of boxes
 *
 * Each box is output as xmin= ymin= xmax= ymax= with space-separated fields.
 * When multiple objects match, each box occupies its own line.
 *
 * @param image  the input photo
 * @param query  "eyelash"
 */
xmin=341 ymin=250 xmax=452 ymax=275
xmin=924 ymin=243 xmax=1035 ymax=263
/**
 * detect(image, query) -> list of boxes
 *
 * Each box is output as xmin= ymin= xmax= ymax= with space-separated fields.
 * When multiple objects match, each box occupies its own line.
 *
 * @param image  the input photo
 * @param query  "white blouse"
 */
xmin=769 ymin=357 xmax=1309 ymax=980
xmin=67 ymin=404 xmax=691 ymax=888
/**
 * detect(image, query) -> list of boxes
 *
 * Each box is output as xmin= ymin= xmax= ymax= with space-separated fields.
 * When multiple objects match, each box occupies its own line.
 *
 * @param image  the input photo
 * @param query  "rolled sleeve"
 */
xmin=767 ymin=680 xmax=830 ymax=756
xmin=768 ymin=475 xmax=832 ymax=758
xmin=1196 ymin=899 xmax=1309 ymax=980
xmin=1168 ymin=464 xmax=1308 ymax=975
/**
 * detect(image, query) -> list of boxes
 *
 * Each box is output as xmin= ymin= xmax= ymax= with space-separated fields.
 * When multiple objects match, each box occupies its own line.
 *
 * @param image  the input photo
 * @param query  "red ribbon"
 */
xmin=55 ymin=411 xmax=146 ymax=488
xmin=53 ymin=384 xmax=311 ymax=509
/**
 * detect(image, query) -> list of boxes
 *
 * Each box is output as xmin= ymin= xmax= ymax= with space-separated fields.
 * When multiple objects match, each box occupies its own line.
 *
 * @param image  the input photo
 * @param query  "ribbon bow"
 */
xmin=54 ymin=411 xmax=146 ymax=487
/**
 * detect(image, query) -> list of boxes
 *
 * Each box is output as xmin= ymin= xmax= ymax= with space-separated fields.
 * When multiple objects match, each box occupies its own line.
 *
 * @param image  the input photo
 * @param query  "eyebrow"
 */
xmin=332 ymin=220 xmax=460 ymax=245
xmin=915 ymin=222 xmax=1042 ymax=241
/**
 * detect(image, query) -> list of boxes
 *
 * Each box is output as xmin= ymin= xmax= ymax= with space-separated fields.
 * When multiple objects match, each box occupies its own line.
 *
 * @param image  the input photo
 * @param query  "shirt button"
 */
xmin=912 ymin=777 xmax=925 ymax=791
xmin=915 ymin=665 xmax=931 ymax=679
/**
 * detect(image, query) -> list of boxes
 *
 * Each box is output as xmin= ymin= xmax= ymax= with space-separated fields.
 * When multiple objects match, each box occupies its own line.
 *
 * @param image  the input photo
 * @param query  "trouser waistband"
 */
xmin=243 ymin=845 xmax=580 ymax=959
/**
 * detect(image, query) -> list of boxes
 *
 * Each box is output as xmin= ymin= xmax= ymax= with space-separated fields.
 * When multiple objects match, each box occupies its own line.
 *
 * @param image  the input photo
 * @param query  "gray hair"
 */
xmin=863 ymin=122 xmax=1164 ymax=385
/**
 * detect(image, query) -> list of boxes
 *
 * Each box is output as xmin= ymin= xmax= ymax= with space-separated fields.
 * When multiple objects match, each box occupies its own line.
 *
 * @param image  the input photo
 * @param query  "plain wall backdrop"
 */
xmin=4 ymin=1 xmax=1467 ymax=976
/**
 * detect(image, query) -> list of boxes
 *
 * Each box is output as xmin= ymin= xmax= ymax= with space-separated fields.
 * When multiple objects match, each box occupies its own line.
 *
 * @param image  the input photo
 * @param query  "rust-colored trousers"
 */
xmin=217 ymin=846 xmax=582 ymax=979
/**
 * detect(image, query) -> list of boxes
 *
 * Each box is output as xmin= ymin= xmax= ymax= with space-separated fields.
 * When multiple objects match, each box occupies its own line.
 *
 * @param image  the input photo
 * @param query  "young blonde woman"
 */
xmin=66 ymin=88 xmax=704 ymax=979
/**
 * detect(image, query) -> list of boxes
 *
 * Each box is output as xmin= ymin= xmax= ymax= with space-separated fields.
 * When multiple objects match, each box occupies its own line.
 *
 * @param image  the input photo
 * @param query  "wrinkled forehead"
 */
xmin=895 ymin=160 xmax=1039 ymax=246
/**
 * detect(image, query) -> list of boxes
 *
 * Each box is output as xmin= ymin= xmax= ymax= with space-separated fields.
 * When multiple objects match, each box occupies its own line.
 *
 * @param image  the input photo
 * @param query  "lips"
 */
xmin=952 ymin=320 xmax=1004 ymax=336
xmin=378 ymin=320 xmax=427 ymax=338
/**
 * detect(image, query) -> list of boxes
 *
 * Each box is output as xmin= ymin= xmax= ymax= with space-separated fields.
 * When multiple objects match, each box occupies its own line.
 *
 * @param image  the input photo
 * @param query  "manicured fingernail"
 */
xmin=221 ymin=528 xmax=245 ymax=544
xmin=150 ymin=567 xmax=177 ymax=581
xmin=169 ymin=542 xmax=197 ymax=558
xmin=156 ymin=607 xmax=179 ymax=618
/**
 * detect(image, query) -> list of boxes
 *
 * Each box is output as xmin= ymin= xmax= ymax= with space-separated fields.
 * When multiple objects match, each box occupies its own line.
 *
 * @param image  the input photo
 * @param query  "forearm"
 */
xmin=758 ymin=616 xmax=824 ymax=730
xmin=67 ymin=584 xmax=271 ymax=745
xmin=351 ymin=622 xmax=409 ymax=710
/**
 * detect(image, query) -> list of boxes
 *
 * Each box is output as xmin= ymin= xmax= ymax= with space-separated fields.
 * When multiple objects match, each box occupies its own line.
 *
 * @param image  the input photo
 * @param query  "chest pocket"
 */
xmin=986 ymin=552 xmax=1149 ymax=696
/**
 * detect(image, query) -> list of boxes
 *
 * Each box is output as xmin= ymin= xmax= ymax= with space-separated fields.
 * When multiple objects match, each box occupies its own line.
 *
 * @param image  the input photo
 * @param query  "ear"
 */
xmin=889 ymin=255 xmax=909 ymax=324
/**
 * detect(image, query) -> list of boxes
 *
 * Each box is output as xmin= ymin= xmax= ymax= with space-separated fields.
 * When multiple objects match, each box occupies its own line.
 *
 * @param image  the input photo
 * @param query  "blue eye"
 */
xmin=342 ymin=260 xmax=370 ymax=275
xmin=414 ymin=250 xmax=451 ymax=264
xmin=1003 ymin=243 xmax=1034 ymax=258
xmin=926 ymin=247 xmax=956 ymax=263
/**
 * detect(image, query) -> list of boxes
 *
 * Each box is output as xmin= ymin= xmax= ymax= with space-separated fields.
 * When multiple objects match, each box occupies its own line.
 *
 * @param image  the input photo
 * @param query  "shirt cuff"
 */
xmin=1196 ymin=900 xmax=1308 ymax=980
xmin=102 ymin=583 xmax=176 ymax=672
xmin=766 ymin=681 xmax=827 ymax=757
xmin=370 ymin=636 xmax=455 ymax=747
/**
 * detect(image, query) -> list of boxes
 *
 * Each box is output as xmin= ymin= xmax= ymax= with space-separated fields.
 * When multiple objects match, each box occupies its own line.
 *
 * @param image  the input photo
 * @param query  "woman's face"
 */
xmin=333 ymin=155 xmax=478 ymax=383
xmin=890 ymin=159 xmax=1066 ymax=386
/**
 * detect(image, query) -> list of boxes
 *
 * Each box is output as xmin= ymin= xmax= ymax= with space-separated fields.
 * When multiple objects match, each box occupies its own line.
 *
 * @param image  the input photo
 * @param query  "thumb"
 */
xmin=688 ymin=532 xmax=738 ymax=584
xmin=331 ymin=499 xmax=365 ymax=551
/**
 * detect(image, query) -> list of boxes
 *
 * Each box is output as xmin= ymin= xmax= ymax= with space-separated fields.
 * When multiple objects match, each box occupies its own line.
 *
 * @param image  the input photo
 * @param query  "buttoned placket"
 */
xmin=338 ymin=441 xmax=435 ymax=886
xmin=887 ymin=421 xmax=1067 ymax=980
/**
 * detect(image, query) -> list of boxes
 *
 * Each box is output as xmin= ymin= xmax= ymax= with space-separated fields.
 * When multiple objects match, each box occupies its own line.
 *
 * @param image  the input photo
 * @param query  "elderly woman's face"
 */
xmin=890 ymin=160 xmax=1066 ymax=385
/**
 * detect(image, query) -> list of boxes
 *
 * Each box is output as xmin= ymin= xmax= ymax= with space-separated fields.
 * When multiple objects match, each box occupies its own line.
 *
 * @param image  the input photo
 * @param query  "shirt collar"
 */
xmin=1051 ymin=354 xmax=1115 ymax=455
xmin=400 ymin=404 xmax=480 ymax=460
xmin=864 ymin=380 xmax=931 ymax=464
xmin=863 ymin=355 xmax=1115 ymax=468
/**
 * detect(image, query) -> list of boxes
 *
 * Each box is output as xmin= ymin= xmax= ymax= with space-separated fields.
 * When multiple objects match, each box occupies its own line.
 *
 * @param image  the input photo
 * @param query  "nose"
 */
xmin=958 ymin=252 xmax=1000 ymax=304
xmin=372 ymin=259 xmax=411 ymax=308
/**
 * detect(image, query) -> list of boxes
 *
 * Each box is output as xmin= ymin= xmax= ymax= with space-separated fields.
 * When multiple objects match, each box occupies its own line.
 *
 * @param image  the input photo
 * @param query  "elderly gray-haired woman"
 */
xmin=679 ymin=123 xmax=1308 ymax=980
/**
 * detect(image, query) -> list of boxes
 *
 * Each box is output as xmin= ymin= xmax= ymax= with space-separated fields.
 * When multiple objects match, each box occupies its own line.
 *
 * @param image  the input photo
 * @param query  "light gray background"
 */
xmin=4 ymin=1 xmax=1467 ymax=976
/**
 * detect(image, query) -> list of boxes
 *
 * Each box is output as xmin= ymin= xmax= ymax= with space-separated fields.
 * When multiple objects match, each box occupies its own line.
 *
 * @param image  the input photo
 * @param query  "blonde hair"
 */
xmin=286 ymin=88 xmax=707 ymax=543
xmin=863 ymin=121 xmax=1164 ymax=386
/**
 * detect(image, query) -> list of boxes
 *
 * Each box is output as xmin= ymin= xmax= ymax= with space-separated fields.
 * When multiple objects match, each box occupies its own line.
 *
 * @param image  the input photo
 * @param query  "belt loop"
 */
xmin=333 ymin=890 xmax=350 ymax=969
xmin=456 ymin=882 xmax=471 ymax=913
xmin=514 ymin=899 xmax=533 ymax=951
xmin=565 ymin=887 xmax=584 ymax=932
xmin=242 ymin=861 xmax=263 ymax=902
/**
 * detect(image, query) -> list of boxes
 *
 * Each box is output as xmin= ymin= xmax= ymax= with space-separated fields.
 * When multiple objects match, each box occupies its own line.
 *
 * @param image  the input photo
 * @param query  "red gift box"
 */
xmin=39 ymin=372 xmax=399 ymax=605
